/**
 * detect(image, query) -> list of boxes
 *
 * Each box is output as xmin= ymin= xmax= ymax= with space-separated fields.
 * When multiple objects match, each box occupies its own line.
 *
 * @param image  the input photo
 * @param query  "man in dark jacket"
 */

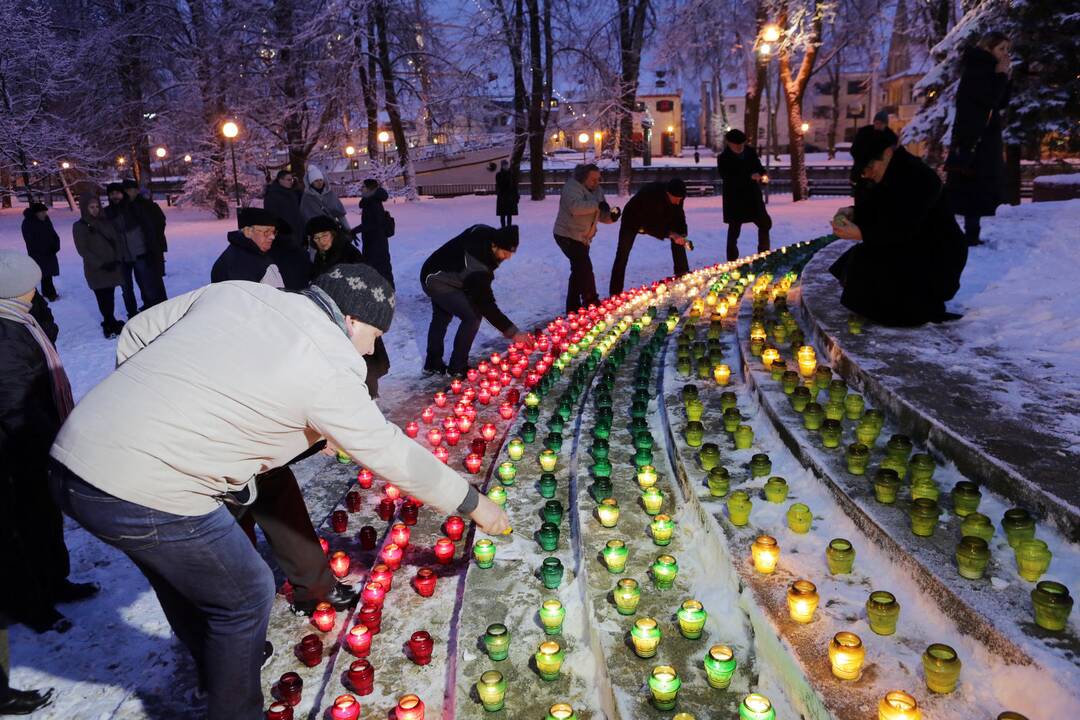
xmin=357 ymin=178 xmax=393 ymax=286
xmin=420 ymin=224 xmax=532 ymax=376
xmin=608 ymin=178 xmax=690 ymax=296
xmin=210 ymin=207 xmax=310 ymax=290
xmin=716 ymin=129 xmax=772 ymax=261
xmin=262 ymin=170 xmax=304 ymax=251
xmin=829 ymin=129 xmax=968 ymax=326
xmin=121 ymin=180 xmax=169 ymax=305
xmin=494 ymin=160 xmax=519 ymax=228
xmin=20 ymin=203 xmax=60 ymax=301
xmin=73 ymin=191 xmax=126 ymax=338
xmin=1 ymin=251 xmax=97 ymax=637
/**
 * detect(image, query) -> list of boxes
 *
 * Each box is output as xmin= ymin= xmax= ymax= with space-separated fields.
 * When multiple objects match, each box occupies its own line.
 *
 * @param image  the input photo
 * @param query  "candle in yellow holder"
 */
xmin=797 ymin=345 xmax=817 ymax=378
xmin=761 ymin=347 xmax=780 ymax=369
xmin=829 ymin=632 xmax=865 ymax=680
xmin=713 ymin=364 xmax=732 ymax=386
xmin=787 ymin=580 xmax=819 ymax=623
xmin=631 ymin=617 xmax=662 ymax=657
xmin=636 ymin=465 xmax=658 ymax=490
xmin=878 ymin=691 xmax=921 ymax=720
xmin=751 ymin=535 xmax=780 ymax=574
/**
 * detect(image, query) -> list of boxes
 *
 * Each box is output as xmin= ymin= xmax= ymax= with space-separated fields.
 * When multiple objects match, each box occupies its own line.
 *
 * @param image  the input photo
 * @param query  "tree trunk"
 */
xmin=502 ymin=0 xmax=528 ymax=175
xmin=189 ymin=0 xmax=231 ymax=218
xmin=273 ymin=0 xmax=310 ymax=182
xmin=357 ymin=9 xmax=380 ymax=159
xmin=412 ymin=0 xmax=435 ymax=147
xmin=826 ymin=60 xmax=840 ymax=159
xmin=525 ymin=0 xmax=546 ymax=200
xmin=616 ymin=0 xmax=650 ymax=197
xmin=374 ymin=0 xmax=416 ymax=198
xmin=743 ymin=5 xmax=769 ymax=148
xmin=777 ymin=1 xmax=821 ymax=201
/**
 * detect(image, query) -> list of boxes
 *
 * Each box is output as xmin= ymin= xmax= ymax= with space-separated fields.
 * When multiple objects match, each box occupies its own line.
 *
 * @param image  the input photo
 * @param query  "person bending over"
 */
xmin=608 ymin=178 xmax=689 ymax=296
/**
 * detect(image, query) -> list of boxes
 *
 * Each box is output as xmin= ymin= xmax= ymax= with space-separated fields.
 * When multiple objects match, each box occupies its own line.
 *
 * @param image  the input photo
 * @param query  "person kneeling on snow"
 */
xmin=828 ymin=128 xmax=968 ymax=326
xmin=211 ymin=207 xmax=310 ymax=290
xmin=420 ymin=224 xmax=533 ymax=377
xmin=49 ymin=266 xmax=510 ymax=720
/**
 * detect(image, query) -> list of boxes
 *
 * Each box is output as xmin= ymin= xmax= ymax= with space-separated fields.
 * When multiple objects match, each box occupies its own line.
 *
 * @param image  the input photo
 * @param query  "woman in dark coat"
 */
xmin=72 ymin=191 xmax=126 ymax=337
xmin=716 ymin=129 xmax=772 ymax=261
xmin=945 ymin=31 xmax=1011 ymax=246
xmin=357 ymin=179 xmax=393 ymax=286
xmin=20 ymin=203 xmax=60 ymax=301
xmin=494 ymin=160 xmax=519 ymax=228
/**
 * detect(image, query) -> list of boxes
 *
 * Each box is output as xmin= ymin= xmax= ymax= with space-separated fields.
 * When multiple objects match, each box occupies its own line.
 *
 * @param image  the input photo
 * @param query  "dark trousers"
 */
xmin=116 ymin=264 xmax=139 ymax=317
xmin=499 ymin=215 xmax=513 ymax=228
xmin=726 ymin=207 xmax=773 ymax=261
xmin=40 ymin=275 xmax=56 ymax=300
xmin=233 ymin=467 xmax=332 ymax=605
xmin=609 ymin=224 xmax=689 ymax=297
xmin=964 ymin=214 xmax=981 ymax=245
xmin=424 ymin=285 xmax=482 ymax=375
xmin=364 ymin=337 xmax=390 ymax=399
xmin=360 ymin=233 xmax=395 ymax=289
xmin=51 ymin=461 xmax=274 ymax=720
xmin=92 ymin=287 xmax=119 ymax=324
xmin=122 ymin=254 xmax=167 ymax=311
xmin=554 ymin=234 xmax=599 ymax=314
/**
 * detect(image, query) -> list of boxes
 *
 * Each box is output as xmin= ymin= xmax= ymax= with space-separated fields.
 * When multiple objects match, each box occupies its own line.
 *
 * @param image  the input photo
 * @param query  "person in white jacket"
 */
xmin=551 ymin=163 xmax=619 ymax=313
xmin=300 ymin=163 xmax=351 ymax=237
xmin=48 ymin=265 xmax=508 ymax=720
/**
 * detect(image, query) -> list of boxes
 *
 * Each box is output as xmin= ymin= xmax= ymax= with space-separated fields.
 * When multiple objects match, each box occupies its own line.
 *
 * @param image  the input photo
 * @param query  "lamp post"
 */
xmin=377 ymin=130 xmax=390 ymax=164
xmin=222 ymin=120 xmax=241 ymax=208
xmin=345 ymin=145 xmax=357 ymax=181
xmin=577 ymin=132 xmax=590 ymax=164
xmin=758 ymin=27 xmax=778 ymax=205
xmin=154 ymin=146 xmax=167 ymax=201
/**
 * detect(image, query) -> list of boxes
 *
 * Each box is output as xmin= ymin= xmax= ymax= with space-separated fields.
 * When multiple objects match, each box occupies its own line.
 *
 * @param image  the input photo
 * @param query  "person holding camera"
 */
xmin=716 ymin=129 xmax=772 ymax=261
xmin=552 ymin=164 xmax=619 ymax=314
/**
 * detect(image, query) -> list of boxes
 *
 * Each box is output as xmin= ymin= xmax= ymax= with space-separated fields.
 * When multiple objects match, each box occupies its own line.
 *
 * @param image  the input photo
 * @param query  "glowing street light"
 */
xmin=155 ymin=146 xmax=167 ymax=159
xmin=60 ymin=161 xmax=71 ymax=170
xmin=221 ymin=120 xmax=242 ymax=207
xmin=117 ymin=156 xmax=126 ymax=166
xmin=153 ymin=147 xmax=168 ymax=200
xmin=800 ymin=122 xmax=810 ymax=133
xmin=345 ymin=144 xmax=357 ymax=180
xmin=762 ymin=24 xmax=781 ymax=43
xmin=759 ymin=43 xmax=772 ymax=57
xmin=577 ymin=132 xmax=589 ymax=163
xmin=377 ymin=130 xmax=391 ymax=163
xmin=183 ymin=154 xmax=192 ymax=163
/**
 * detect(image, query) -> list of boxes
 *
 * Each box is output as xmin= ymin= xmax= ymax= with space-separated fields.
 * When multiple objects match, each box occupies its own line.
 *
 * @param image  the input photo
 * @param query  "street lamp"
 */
xmin=117 ymin=156 xmax=126 ymax=167
xmin=577 ymin=132 xmax=589 ymax=163
xmin=154 ymin=146 xmax=167 ymax=200
xmin=222 ymin=120 xmax=241 ymax=208
xmin=377 ymin=130 xmax=390 ymax=163
xmin=762 ymin=23 xmax=781 ymax=43
xmin=61 ymin=161 xmax=71 ymax=170
xmin=800 ymin=122 xmax=810 ymax=133
xmin=759 ymin=38 xmax=775 ymax=205
xmin=183 ymin=154 xmax=192 ymax=163
xmin=345 ymin=145 xmax=357 ymax=180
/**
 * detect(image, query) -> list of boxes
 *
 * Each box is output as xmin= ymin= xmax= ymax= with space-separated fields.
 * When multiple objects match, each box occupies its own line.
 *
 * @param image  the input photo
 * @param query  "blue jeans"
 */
xmin=50 ymin=461 xmax=274 ymax=720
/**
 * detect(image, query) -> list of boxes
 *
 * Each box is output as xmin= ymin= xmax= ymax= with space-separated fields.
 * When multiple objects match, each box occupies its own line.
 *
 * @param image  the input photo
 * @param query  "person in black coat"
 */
xmin=210 ymin=207 xmax=311 ymax=290
xmin=829 ymin=129 xmax=968 ymax=326
xmin=494 ymin=160 xmax=519 ymax=228
xmin=608 ymin=179 xmax=690 ymax=296
xmin=716 ymin=129 xmax=772 ymax=261
xmin=1 ymin=251 xmax=98 ymax=637
xmin=945 ymin=32 xmax=1011 ymax=246
xmin=357 ymin=178 xmax=394 ymax=286
xmin=121 ymin=180 xmax=169 ymax=305
xmin=420 ymin=224 xmax=531 ymax=376
xmin=263 ymin=170 xmax=305 ymax=251
xmin=20 ymin=203 xmax=60 ymax=301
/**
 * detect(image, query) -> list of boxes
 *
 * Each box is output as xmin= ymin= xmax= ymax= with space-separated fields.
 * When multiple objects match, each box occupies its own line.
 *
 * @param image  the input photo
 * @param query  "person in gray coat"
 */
xmin=551 ymin=164 xmax=619 ymax=313
xmin=72 ymin=191 xmax=126 ymax=338
xmin=300 ymin=164 xmax=351 ymax=237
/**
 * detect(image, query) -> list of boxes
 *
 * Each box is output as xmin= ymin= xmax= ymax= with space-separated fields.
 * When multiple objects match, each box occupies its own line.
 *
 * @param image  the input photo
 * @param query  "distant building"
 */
xmin=878 ymin=0 xmax=931 ymax=134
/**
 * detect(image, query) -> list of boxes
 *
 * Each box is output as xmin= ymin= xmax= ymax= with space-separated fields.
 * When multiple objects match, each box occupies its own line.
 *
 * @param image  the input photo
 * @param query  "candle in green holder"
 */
xmin=781 ymin=371 xmax=800 ymax=394
xmin=707 ymin=466 xmax=731 ymax=497
xmin=703 ymin=645 xmax=737 ymax=689
xmin=1015 ymin=539 xmax=1052 ymax=582
xmin=597 ymin=497 xmax=620 ymax=528
xmin=813 ymin=366 xmax=833 ymax=392
xmin=908 ymin=453 xmax=935 ymax=482
xmin=922 ymin=643 xmax=961 ymax=694
xmin=822 ymin=401 xmax=844 ymax=424
xmin=535 ymin=641 xmax=564 ymax=680
xmin=633 ymin=448 xmax=654 ymax=469
xmin=873 ymin=469 xmax=901 ymax=504
xmin=507 ymin=438 xmax=525 ymax=461
xmin=865 ymin=590 xmax=900 ymax=635
xmin=477 ymin=670 xmax=507 ymax=711
xmin=613 ymin=578 xmax=641 ymax=615
xmin=633 ymin=431 xmax=654 ymax=451
xmin=631 ymin=617 xmax=662 ymax=657
xmin=538 ymin=473 xmax=558 ymax=499
xmin=955 ymin=536 xmax=990 ymax=579
xmin=880 ymin=455 xmax=907 ymax=477
xmin=720 ymin=391 xmax=738 ymax=411
xmin=474 ymin=539 xmax=496 ymax=568
xmin=699 ymin=443 xmax=721 ymax=471
xmin=591 ymin=458 xmax=612 ymax=479
xmin=632 ymin=400 xmax=650 ymax=420
xmin=1002 ymin=508 xmax=1036 ymax=548
xmin=497 ymin=461 xmax=517 ymax=486
xmin=681 ymin=384 xmax=699 ymax=403
xmin=602 ymin=539 xmax=629 ymax=573
xmin=521 ymin=422 xmax=538 ymax=443
xmin=539 ymin=598 xmax=565 ymax=635
xmin=591 ymin=424 xmax=610 ymax=442
xmin=951 ymin=481 xmax=982 ymax=517
xmin=820 ymin=419 xmax=843 ymax=448
xmin=540 ymin=557 xmax=564 ymax=589
xmin=538 ymin=522 xmax=560 ymax=552
xmin=910 ymin=498 xmax=940 ymax=537
xmin=885 ymin=434 xmax=913 ymax=463
xmin=544 ymin=432 xmax=563 ymax=453
xmin=650 ymin=514 xmax=675 ymax=546
xmin=787 ymin=503 xmax=813 ymax=534
xmin=802 ymin=403 xmax=825 ymax=431
xmin=749 ymin=453 xmax=772 ymax=477
xmin=685 ymin=397 xmax=704 ymax=422
xmin=727 ymin=490 xmax=752 ymax=526
xmin=844 ymin=393 xmax=865 ymax=420
xmin=483 ymin=623 xmax=511 ymax=660
xmin=863 ymin=408 xmax=885 ymax=430
xmin=1031 ymin=581 xmax=1073 ymax=631
xmin=651 ymin=554 xmax=679 ymax=589
xmin=910 ymin=478 xmax=940 ymax=503
xmin=739 ymin=694 xmax=776 ymax=720
xmin=763 ymin=476 xmax=788 ymax=503
xmin=826 ymin=538 xmax=856 ymax=574
xmin=846 ymin=443 xmax=870 ymax=475
xmin=770 ymin=359 xmax=787 ymax=381
xmin=723 ymin=408 xmax=743 ymax=433
xmin=487 ymin=486 xmax=507 ymax=507
xmin=855 ymin=419 xmax=880 ymax=447
xmin=734 ymin=425 xmax=754 ymax=450
xmin=847 ymin=315 xmax=863 ymax=334
xmin=641 ymin=487 xmax=664 ymax=515
xmin=637 ymin=465 xmax=658 ymax=490
xmin=960 ymin=512 xmax=994 ymax=543
xmin=648 ymin=665 xmax=682 ymax=711
xmin=524 ymin=407 xmax=540 ymax=423
xmin=828 ymin=379 xmax=848 ymax=403
xmin=789 ymin=386 xmax=812 ymax=412
xmin=547 ymin=416 xmax=565 ymax=434
xmin=590 ymin=442 xmax=609 ymax=463
xmin=525 ymin=392 xmax=541 ymax=409
xmin=541 ymin=499 xmax=564 ymax=525
xmin=684 ymin=421 xmax=705 ymax=447
xmin=676 ymin=599 xmax=707 ymax=639
xmin=538 ymin=449 xmax=558 ymax=472
xmin=828 ymin=631 xmax=865 ymax=681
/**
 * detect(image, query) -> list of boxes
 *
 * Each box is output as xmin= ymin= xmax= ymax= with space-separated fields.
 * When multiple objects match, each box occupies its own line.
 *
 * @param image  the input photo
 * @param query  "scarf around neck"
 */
xmin=0 ymin=297 xmax=75 ymax=421
xmin=299 ymin=285 xmax=349 ymax=338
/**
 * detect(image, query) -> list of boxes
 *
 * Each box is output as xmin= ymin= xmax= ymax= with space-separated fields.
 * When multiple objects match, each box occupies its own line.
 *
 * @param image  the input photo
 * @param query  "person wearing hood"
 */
xmin=105 ymin=181 xmax=166 ymax=312
xmin=356 ymin=178 xmax=393 ymax=286
xmin=608 ymin=179 xmax=690 ymax=296
xmin=494 ymin=159 xmax=519 ymax=228
xmin=121 ymin=179 xmax=169 ymax=306
xmin=300 ymin=164 xmax=351 ymax=237
xmin=20 ymin=203 xmax=61 ymax=301
xmin=262 ymin=169 xmax=304 ymax=251
xmin=552 ymin=163 xmax=619 ymax=313
xmin=73 ymin=191 xmax=127 ymax=338
xmin=210 ymin=207 xmax=311 ymax=290
xmin=420 ymin=224 xmax=532 ymax=377
xmin=716 ymin=129 xmax=772 ymax=261
xmin=945 ymin=31 xmax=1012 ymax=246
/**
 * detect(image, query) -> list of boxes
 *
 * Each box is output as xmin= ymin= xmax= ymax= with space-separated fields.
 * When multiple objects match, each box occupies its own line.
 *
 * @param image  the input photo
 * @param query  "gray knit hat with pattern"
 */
xmin=313 ymin=263 xmax=395 ymax=332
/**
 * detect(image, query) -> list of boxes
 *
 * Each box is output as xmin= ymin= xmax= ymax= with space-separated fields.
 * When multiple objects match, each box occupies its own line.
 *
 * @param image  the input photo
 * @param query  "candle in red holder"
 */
xmin=345 ymin=491 xmax=362 ymax=513
xmin=464 ymin=404 xmax=477 ymax=420
xmin=434 ymin=446 xmax=450 ymax=464
xmin=390 ymin=522 xmax=410 ymax=547
xmin=480 ymin=423 xmax=497 ymax=442
xmin=358 ymin=603 xmax=382 ymax=633
xmin=376 ymin=498 xmax=395 ymax=522
xmin=467 ymin=368 xmax=479 ymax=382
xmin=421 ymin=406 xmax=436 ymax=424
xmin=408 ymin=630 xmax=434 ymax=665
xmin=470 ymin=439 xmax=487 ymax=457
xmin=506 ymin=388 xmax=520 ymax=405
xmin=358 ymin=525 xmax=377 ymax=550
xmin=510 ymin=364 xmax=524 ymax=379
xmin=395 ymin=693 xmax=426 ymax=719
xmin=444 ymin=427 xmax=461 ymax=446
xmin=499 ymin=371 xmax=513 ymax=386
xmin=444 ymin=518 xmax=465 ymax=542
xmin=464 ymin=453 xmax=483 ymax=474
xmin=400 ymin=501 xmax=419 ymax=526
xmin=297 ymin=634 xmax=323 ymax=667
xmin=413 ymin=567 xmax=438 ymax=597
xmin=457 ymin=416 xmax=473 ymax=434
xmin=433 ymin=391 xmax=447 ymax=408
xmin=426 ymin=428 xmax=443 ymax=447
xmin=357 ymin=468 xmax=374 ymax=489
xmin=266 ymin=702 xmax=294 ymax=720
xmin=347 ymin=659 xmax=375 ymax=695
xmin=478 ymin=361 xmax=490 ymax=374
xmin=346 ymin=624 xmax=373 ymax=657
xmin=434 ymin=537 xmax=455 ymax=564
xmin=329 ymin=551 xmax=351 ymax=578
xmin=404 ymin=421 xmax=419 ymax=438
xmin=381 ymin=543 xmax=404 ymax=570
xmin=479 ymin=379 xmax=491 ymax=392
xmin=452 ymin=402 xmax=467 ymax=418
xmin=525 ymin=372 xmax=540 ymax=388
xmin=330 ymin=694 xmax=360 ymax=720
xmin=477 ymin=388 xmax=492 ymax=405
xmin=450 ymin=378 xmax=463 ymax=394
xmin=385 ymin=483 xmax=401 ymax=500
xmin=331 ymin=510 xmax=348 ymax=533
xmin=319 ymin=537 xmax=330 ymax=555
xmin=370 ymin=564 xmax=394 ymax=591
xmin=487 ymin=368 xmax=500 ymax=383
xmin=441 ymin=416 xmax=457 ymax=431
xmin=361 ymin=581 xmax=386 ymax=608
xmin=311 ymin=601 xmax=336 ymax=632
xmin=277 ymin=672 xmax=303 ymax=706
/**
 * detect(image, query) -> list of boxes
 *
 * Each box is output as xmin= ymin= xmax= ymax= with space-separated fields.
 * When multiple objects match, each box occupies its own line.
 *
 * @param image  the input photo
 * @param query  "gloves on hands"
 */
xmin=609 ymin=206 xmax=622 ymax=222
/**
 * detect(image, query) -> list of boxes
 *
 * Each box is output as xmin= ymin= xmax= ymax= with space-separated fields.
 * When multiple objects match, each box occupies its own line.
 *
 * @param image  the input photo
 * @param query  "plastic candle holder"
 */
xmin=267 ymin=701 xmax=295 ymax=720
xmin=951 ymin=481 xmax=982 ymax=516
xmin=714 ymin=364 xmax=732 ymax=386
xmin=797 ymin=345 xmax=817 ymax=377
xmin=329 ymin=551 xmax=351 ymax=579
xmin=389 ymin=522 xmax=410 ymax=548
xmin=538 ymin=473 xmax=558 ymax=498
xmin=641 ymin=487 xmax=664 ymax=515
xmin=330 ymin=694 xmax=361 ymax=720
xmin=408 ymin=630 xmax=433 ymax=665
xmin=631 ymin=617 xmax=662 ymax=657
xmin=707 ymin=466 xmax=731 ymax=497
xmin=596 ymin=497 xmax=620 ymax=528
xmin=762 ymin=347 xmax=780 ymax=369
xmin=749 ymin=453 xmax=772 ymax=477
xmin=873 ymin=469 xmax=901 ymax=504
xmin=412 ymin=567 xmax=437 ymax=597
xmin=907 ymin=453 xmax=935 ymax=482
xmin=802 ymin=403 xmax=825 ymax=430
xmin=346 ymin=624 xmax=373 ymax=657
xmin=828 ymin=631 xmax=865 ymax=680
xmin=603 ymin=540 xmax=629 ymax=573
xmin=476 ymin=670 xmax=506 ymax=712
xmin=648 ymin=665 xmax=682 ymax=711
xmin=507 ymin=438 xmax=525 ymax=461
xmin=1002 ymin=508 xmax=1036 ymax=548
xmin=483 ymin=623 xmax=510 ymax=660
xmin=955 ymin=536 xmax=990 ymax=579
xmin=855 ymin=420 xmax=880 ymax=447
xmin=545 ymin=703 xmax=577 ymax=720
xmin=591 ymin=442 xmax=610 ymax=462
xmin=357 ymin=603 xmax=382 ymax=634
xmin=814 ymin=366 xmax=832 ymax=392
xmin=885 ymin=434 xmax=913 ymax=463
xmin=820 ymin=419 xmax=843 ymax=447
xmin=1031 ymin=581 xmax=1073 ymax=631
xmin=727 ymin=490 xmax=752 ymax=526
xmin=540 ymin=598 xmax=566 ymax=635
xmin=542 ymin=499 xmax=564 ymax=525
xmin=730 ymin=424 xmax=753 ymax=450
xmin=826 ymin=538 xmax=856 ymax=574
xmin=473 ymin=539 xmax=496 ymax=568
xmin=346 ymin=659 xmax=374 ymax=696
xmin=495 ymin=461 xmax=517 ymax=486
xmin=684 ymin=421 xmax=705 ymax=447
xmin=909 ymin=498 xmax=940 ymax=537
xmin=650 ymin=514 xmax=675 ymax=546
xmin=787 ymin=580 xmax=820 ymax=623
xmin=538 ymin=522 xmax=560 ymax=551
xmin=395 ymin=694 xmax=425 ymax=720
xmin=782 ymin=371 xmax=800 ymax=394
xmin=721 ymin=407 xmax=742 ymax=433
xmin=541 ymin=557 xmax=565 ymax=588
xmin=763 ymin=477 xmax=788 ymax=503
xmin=535 ymin=641 xmax=564 ymax=680
xmin=277 ymin=671 xmax=303 ymax=706
xmin=955 ymin=514 xmax=992 ymax=546
xmin=544 ymin=432 xmax=564 ymax=453
xmin=846 ymin=443 xmax=871 ymax=475
xmin=685 ymin=398 xmax=705 ymax=422
xmin=651 ymin=554 xmax=678 ymax=589
xmin=877 ymin=691 xmax=920 ymax=720
xmin=297 ymin=634 xmax=323 ymax=667
xmin=699 ymin=443 xmax=721 ymax=471
xmin=703 ymin=645 xmax=737 ymax=689
xmin=486 ymin=486 xmax=507 ymax=507
xmin=921 ymin=643 xmax=961 ymax=694
xmin=331 ymin=510 xmax=349 ymax=533
xmin=677 ymin=599 xmax=707 ymax=638
xmin=537 ymin=450 xmax=558 ymax=472
xmin=740 ymin=693 xmax=777 ymax=720
xmin=614 ymin=578 xmax=641 ymax=615
xmin=311 ymin=602 xmax=336 ymax=632
xmin=1015 ymin=539 xmax=1052 ymax=582
xmin=844 ymin=393 xmax=865 ymax=419
xmin=787 ymin=503 xmax=813 ymax=534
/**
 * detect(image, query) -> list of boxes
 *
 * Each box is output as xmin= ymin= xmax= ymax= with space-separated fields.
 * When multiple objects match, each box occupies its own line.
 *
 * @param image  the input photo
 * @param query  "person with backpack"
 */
xmin=357 ymin=178 xmax=394 ymax=286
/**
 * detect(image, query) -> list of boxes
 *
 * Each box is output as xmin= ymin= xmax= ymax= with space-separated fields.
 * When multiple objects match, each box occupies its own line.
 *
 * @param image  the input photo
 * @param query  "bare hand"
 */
xmin=831 ymin=220 xmax=863 ymax=241
xmin=670 ymin=234 xmax=687 ymax=246
xmin=751 ymin=173 xmax=762 ymax=181
xmin=470 ymin=495 xmax=511 ymax=535
xmin=511 ymin=331 xmax=535 ymax=349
